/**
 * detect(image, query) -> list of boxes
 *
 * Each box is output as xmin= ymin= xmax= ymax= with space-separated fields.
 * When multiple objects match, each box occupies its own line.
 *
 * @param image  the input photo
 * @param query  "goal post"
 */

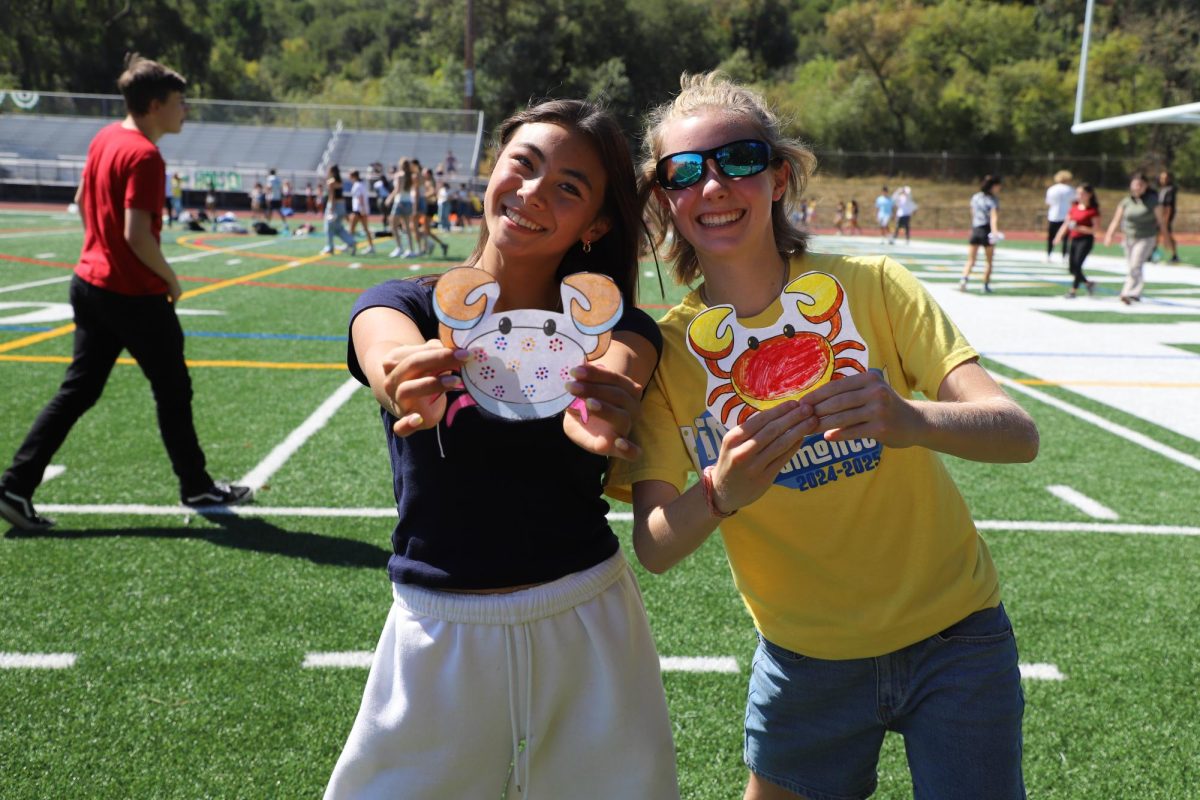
xmin=1072 ymin=0 xmax=1200 ymax=135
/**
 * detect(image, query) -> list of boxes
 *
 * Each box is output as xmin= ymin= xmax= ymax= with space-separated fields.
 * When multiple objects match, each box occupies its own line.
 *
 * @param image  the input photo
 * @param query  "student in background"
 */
xmin=1052 ymin=183 xmax=1100 ymax=298
xmin=1105 ymin=172 xmax=1159 ymax=305
xmin=347 ymin=169 xmax=376 ymax=255
xmin=0 ymin=54 xmax=252 ymax=531
xmin=1157 ymin=171 xmax=1180 ymax=264
xmin=321 ymin=164 xmax=357 ymax=256
xmin=1044 ymin=170 xmax=1074 ymax=263
xmin=960 ymin=175 xmax=1003 ymax=293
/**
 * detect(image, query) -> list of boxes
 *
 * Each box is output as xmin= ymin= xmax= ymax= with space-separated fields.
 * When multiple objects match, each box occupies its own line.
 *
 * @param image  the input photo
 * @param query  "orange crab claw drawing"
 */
xmin=686 ymin=271 xmax=867 ymax=427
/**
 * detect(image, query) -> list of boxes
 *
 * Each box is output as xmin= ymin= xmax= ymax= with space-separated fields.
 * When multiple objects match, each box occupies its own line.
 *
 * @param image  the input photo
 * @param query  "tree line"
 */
xmin=2 ymin=0 xmax=1197 ymax=179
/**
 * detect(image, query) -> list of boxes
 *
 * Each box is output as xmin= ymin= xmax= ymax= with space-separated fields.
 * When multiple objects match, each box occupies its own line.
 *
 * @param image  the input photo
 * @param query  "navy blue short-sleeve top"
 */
xmin=348 ymin=276 xmax=662 ymax=590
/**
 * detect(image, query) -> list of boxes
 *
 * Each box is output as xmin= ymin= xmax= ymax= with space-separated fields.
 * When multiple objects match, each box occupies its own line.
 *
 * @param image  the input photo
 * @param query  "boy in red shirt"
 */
xmin=0 ymin=54 xmax=251 ymax=531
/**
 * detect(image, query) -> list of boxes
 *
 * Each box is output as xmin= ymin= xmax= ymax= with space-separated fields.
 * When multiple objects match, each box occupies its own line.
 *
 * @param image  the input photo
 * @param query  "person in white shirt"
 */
xmin=1044 ymin=170 xmax=1074 ymax=263
xmin=889 ymin=186 xmax=917 ymax=244
xmin=264 ymin=168 xmax=288 ymax=231
xmin=347 ymin=169 xmax=376 ymax=255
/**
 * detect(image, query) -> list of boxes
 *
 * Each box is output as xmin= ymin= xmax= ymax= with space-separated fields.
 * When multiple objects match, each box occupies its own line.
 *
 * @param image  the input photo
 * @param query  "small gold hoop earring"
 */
xmin=582 ymin=240 xmax=592 ymax=254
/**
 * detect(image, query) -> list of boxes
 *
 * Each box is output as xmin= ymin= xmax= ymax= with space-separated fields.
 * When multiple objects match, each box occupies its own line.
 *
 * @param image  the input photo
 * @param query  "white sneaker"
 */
xmin=389 ymin=247 xmax=404 ymax=258
xmin=958 ymin=279 xmax=968 ymax=292
xmin=363 ymin=246 xmax=375 ymax=255
xmin=320 ymin=246 xmax=333 ymax=254
xmin=402 ymin=250 xmax=417 ymax=258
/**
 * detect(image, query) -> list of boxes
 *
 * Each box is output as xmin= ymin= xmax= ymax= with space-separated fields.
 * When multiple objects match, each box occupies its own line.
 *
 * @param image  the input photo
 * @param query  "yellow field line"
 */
xmin=175 ymin=244 xmax=327 ymax=301
xmin=1013 ymin=378 xmax=1200 ymax=389
xmin=0 ymin=323 xmax=77 ymax=354
xmin=0 ymin=244 xmax=328 ymax=355
xmin=0 ymin=354 xmax=343 ymax=371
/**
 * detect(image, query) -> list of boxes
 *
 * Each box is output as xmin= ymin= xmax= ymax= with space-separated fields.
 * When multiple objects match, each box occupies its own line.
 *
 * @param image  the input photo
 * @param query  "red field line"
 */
xmin=0 ymin=253 xmax=74 ymax=269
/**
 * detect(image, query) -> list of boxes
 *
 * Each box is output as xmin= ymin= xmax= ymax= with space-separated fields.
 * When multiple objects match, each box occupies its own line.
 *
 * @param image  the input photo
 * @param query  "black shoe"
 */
xmin=0 ymin=487 xmax=56 ymax=530
xmin=440 ymin=241 xmax=449 ymax=258
xmin=182 ymin=482 xmax=254 ymax=507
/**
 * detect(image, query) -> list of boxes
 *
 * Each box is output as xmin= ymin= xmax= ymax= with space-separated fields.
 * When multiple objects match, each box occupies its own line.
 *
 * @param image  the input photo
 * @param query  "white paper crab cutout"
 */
xmin=686 ymin=271 xmax=869 ymax=428
xmin=433 ymin=267 xmax=623 ymax=422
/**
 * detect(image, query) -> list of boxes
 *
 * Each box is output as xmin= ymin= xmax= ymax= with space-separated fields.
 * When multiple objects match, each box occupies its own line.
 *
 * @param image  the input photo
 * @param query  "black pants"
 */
xmin=1047 ymin=220 xmax=1068 ymax=257
xmin=1 ymin=275 xmax=211 ymax=498
xmin=1068 ymin=235 xmax=1093 ymax=289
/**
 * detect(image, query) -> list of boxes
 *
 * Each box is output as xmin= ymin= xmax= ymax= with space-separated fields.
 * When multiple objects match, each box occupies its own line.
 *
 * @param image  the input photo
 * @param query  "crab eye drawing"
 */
xmin=783 ymin=324 xmax=795 ymax=338
xmin=543 ymin=319 xmax=557 ymax=336
xmin=747 ymin=336 xmax=760 ymax=350
xmin=498 ymin=317 xmax=512 ymax=335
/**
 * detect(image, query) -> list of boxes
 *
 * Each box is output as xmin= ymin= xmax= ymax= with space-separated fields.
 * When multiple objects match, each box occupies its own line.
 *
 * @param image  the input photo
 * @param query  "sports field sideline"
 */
xmin=2 ymin=206 xmax=1198 ymax=798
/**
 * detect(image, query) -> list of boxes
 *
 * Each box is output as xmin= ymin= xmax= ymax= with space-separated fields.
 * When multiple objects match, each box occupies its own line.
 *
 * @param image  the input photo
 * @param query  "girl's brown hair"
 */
xmin=639 ymin=71 xmax=817 ymax=285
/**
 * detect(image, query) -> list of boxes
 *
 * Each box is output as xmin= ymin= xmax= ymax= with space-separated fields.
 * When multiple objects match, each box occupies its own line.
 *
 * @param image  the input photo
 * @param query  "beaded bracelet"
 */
xmin=701 ymin=465 xmax=737 ymax=518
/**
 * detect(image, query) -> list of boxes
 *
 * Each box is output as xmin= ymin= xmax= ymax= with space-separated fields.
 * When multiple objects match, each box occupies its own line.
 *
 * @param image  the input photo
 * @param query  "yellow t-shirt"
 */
xmin=609 ymin=252 xmax=1001 ymax=659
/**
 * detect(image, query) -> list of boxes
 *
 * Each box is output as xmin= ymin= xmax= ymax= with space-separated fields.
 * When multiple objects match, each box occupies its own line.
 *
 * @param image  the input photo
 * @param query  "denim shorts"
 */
xmin=745 ymin=604 xmax=1025 ymax=800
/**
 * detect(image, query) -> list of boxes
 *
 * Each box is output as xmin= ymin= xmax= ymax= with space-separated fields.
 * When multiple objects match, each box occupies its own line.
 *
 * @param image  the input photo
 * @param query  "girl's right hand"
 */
xmin=380 ymin=340 xmax=469 ymax=436
xmin=708 ymin=400 xmax=818 ymax=514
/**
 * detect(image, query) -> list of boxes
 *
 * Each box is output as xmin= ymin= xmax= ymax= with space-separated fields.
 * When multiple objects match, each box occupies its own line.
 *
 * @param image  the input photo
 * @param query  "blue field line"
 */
xmin=0 ymin=324 xmax=342 ymax=342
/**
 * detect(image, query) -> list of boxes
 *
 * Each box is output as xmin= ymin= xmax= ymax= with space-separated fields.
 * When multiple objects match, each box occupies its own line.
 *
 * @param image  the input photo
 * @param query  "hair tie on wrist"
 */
xmin=702 ymin=465 xmax=737 ymax=518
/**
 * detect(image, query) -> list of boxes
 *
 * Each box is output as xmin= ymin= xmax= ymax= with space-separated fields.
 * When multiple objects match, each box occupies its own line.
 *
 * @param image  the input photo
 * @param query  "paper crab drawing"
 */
xmin=686 ymin=271 xmax=867 ymax=426
xmin=433 ymin=267 xmax=623 ymax=422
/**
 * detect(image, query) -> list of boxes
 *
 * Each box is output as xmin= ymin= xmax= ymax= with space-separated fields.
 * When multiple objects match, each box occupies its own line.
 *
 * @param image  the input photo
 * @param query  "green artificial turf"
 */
xmin=3 ymin=211 xmax=1198 ymax=799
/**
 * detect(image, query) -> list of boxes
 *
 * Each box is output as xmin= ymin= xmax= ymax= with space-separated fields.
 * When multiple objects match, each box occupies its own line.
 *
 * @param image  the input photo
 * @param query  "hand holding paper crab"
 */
xmin=687 ymin=271 xmax=867 ymax=427
xmin=434 ymin=267 xmax=625 ymax=423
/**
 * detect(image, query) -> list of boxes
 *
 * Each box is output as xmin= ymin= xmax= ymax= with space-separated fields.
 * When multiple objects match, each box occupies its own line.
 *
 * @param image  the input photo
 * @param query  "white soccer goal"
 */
xmin=1072 ymin=0 xmax=1200 ymax=135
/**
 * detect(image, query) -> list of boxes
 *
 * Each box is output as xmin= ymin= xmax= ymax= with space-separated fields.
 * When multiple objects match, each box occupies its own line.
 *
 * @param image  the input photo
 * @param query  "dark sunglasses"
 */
xmin=655 ymin=139 xmax=772 ymax=191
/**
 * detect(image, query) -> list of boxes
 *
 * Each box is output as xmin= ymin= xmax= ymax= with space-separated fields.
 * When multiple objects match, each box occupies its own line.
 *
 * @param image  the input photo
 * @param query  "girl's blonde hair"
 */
xmin=639 ymin=71 xmax=817 ymax=285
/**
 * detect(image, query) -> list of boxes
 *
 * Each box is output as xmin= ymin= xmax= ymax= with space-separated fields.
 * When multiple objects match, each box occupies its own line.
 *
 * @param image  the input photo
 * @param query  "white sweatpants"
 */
xmin=324 ymin=550 xmax=680 ymax=800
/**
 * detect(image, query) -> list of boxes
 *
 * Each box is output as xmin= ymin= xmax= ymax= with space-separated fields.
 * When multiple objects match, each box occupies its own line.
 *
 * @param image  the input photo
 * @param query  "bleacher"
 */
xmin=334 ymin=129 xmax=480 ymax=175
xmin=1 ymin=94 xmax=483 ymax=205
xmin=0 ymin=115 xmax=106 ymax=161
xmin=0 ymin=114 xmax=478 ymax=175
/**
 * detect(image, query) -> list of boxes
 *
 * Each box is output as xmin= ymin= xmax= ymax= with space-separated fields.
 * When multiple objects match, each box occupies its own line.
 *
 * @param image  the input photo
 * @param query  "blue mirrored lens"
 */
xmin=666 ymin=155 xmax=704 ymax=188
xmin=717 ymin=141 xmax=769 ymax=177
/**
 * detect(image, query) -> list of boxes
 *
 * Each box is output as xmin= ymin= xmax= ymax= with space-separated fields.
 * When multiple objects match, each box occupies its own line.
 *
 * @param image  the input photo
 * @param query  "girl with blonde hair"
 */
xmin=611 ymin=71 xmax=1037 ymax=800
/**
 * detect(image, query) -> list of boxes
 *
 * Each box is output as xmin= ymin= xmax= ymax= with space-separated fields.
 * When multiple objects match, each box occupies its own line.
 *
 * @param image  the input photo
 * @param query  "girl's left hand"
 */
xmin=801 ymin=370 xmax=921 ymax=448
xmin=562 ymin=362 xmax=643 ymax=459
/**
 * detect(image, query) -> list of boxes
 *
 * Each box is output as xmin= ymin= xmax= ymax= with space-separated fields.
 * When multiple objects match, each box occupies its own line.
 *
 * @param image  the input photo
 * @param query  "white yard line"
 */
xmin=660 ymin=656 xmax=739 ymax=673
xmin=238 ymin=378 xmax=361 ymax=492
xmin=36 ymin=503 xmax=396 ymax=518
xmin=27 ymin=505 xmax=1200 ymax=536
xmin=1019 ymin=663 xmax=1066 ymax=681
xmin=168 ymin=238 xmax=282 ymax=263
xmin=300 ymin=651 xmax=1062 ymax=680
xmin=42 ymin=465 xmax=66 ymax=483
xmin=1046 ymin=485 xmax=1119 ymax=520
xmin=975 ymin=520 xmax=1200 ymax=536
xmin=995 ymin=375 xmax=1200 ymax=473
xmin=0 ymin=653 xmax=77 ymax=669
xmin=0 ymin=228 xmax=80 ymax=240
xmin=0 ymin=275 xmax=72 ymax=294
xmin=302 ymin=652 xmax=740 ymax=673
xmin=303 ymin=651 xmax=374 ymax=668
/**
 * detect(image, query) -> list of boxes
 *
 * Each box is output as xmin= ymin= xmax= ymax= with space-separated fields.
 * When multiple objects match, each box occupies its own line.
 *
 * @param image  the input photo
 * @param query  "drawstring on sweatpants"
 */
xmin=504 ymin=623 xmax=535 ymax=797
